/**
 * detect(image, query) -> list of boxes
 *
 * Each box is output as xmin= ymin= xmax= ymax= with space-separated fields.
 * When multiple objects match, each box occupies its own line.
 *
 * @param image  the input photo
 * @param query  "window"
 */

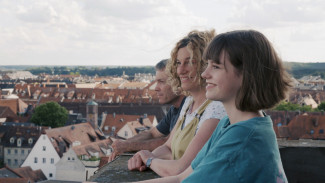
xmin=112 ymin=126 xmax=116 ymax=132
xmin=21 ymin=149 xmax=24 ymax=154
xmin=34 ymin=157 xmax=38 ymax=163
xmin=7 ymin=159 xmax=11 ymax=165
xmin=320 ymin=129 xmax=324 ymax=134
xmin=68 ymin=157 xmax=70 ymax=160
xmin=51 ymin=158 xmax=54 ymax=164
xmin=28 ymin=138 xmax=33 ymax=145
xmin=43 ymin=146 xmax=46 ymax=151
xmin=15 ymin=149 xmax=18 ymax=154
xmin=10 ymin=137 xmax=14 ymax=144
xmin=49 ymin=173 xmax=53 ymax=177
xmin=14 ymin=159 xmax=18 ymax=165
xmin=72 ymin=157 xmax=75 ymax=160
xmin=17 ymin=139 xmax=22 ymax=147
xmin=7 ymin=149 xmax=11 ymax=154
xmin=125 ymin=131 xmax=128 ymax=137
xmin=43 ymin=158 xmax=46 ymax=163
xmin=104 ymin=126 xmax=109 ymax=131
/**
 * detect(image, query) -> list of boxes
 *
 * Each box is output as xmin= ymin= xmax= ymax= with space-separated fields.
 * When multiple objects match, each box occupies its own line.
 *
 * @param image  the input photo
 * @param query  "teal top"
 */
xmin=182 ymin=115 xmax=288 ymax=183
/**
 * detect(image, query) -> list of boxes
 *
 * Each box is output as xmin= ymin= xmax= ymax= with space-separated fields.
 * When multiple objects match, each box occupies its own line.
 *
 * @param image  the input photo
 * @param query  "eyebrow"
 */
xmin=176 ymin=57 xmax=192 ymax=62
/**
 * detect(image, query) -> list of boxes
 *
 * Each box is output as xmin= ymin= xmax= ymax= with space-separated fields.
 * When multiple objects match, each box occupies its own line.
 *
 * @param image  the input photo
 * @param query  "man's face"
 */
xmin=155 ymin=69 xmax=178 ymax=104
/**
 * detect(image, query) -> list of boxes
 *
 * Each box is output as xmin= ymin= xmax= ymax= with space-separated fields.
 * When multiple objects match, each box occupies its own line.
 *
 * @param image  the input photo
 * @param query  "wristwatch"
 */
xmin=146 ymin=157 xmax=154 ymax=168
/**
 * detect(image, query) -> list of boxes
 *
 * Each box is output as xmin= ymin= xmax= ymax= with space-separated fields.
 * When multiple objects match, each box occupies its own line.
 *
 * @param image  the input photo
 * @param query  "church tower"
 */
xmin=87 ymin=100 xmax=98 ymax=129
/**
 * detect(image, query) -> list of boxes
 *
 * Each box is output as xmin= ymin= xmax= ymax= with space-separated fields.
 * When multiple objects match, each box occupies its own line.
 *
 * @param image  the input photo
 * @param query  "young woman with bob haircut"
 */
xmin=128 ymin=30 xmax=226 ymax=177
xmin=134 ymin=30 xmax=290 ymax=183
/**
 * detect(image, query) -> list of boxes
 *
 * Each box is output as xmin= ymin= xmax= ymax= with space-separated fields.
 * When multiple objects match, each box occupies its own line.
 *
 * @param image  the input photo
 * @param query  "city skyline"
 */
xmin=0 ymin=0 xmax=324 ymax=66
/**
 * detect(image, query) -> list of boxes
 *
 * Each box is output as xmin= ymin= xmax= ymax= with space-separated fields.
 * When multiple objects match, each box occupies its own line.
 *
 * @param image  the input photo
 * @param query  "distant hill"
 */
xmin=2 ymin=62 xmax=325 ymax=79
xmin=284 ymin=62 xmax=325 ymax=79
xmin=0 ymin=65 xmax=155 ymax=77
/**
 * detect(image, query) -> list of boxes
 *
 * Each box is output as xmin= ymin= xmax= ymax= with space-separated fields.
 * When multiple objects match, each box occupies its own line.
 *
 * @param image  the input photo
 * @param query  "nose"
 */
xmin=201 ymin=66 xmax=210 ymax=79
xmin=155 ymin=82 xmax=160 ymax=92
xmin=177 ymin=63 xmax=187 ymax=75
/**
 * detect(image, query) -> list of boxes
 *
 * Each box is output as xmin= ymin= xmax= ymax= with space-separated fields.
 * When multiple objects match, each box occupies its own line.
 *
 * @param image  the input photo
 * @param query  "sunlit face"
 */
xmin=176 ymin=47 xmax=199 ymax=92
xmin=155 ymin=69 xmax=178 ymax=104
xmin=201 ymin=51 xmax=242 ymax=104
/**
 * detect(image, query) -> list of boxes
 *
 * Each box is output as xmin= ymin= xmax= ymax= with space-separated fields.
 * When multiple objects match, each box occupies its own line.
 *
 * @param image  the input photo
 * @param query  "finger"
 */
xmin=108 ymin=155 xmax=112 ymax=162
xmin=139 ymin=165 xmax=147 ymax=172
xmin=130 ymin=158 xmax=137 ymax=170
xmin=136 ymin=156 xmax=143 ymax=169
xmin=127 ymin=158 xmax=132 ymax=170
xmin=110 ymin=153 xmax=116 ymax=161
xmin=128 ymin=158 xmax=135 ymax=170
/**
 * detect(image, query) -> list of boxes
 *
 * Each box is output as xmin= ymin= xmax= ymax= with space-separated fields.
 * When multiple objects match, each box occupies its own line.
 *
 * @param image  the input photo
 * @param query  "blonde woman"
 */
xmin=128 ymin=30 xmax=226 ymax=177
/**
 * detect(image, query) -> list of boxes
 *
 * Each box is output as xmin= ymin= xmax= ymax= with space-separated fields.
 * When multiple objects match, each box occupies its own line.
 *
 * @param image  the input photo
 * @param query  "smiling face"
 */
xmin=201 ymin=51 xmax=242 ymax=104
xmin=155 ymin=69 xmax=178 ymax=104
xmin=176 ymin=47 xmax=199 ymax=92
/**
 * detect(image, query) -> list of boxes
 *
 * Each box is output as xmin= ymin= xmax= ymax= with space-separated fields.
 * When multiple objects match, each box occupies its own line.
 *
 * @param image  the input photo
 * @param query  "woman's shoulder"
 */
xmin=203 ymin=100 xmax=226 ymax=119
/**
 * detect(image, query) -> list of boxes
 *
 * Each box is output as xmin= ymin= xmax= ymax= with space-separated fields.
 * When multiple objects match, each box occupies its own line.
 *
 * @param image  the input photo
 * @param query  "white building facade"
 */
xmin=21 ymin=134 xmax=60 ymax=180
xmin=56 ymin=148 xmax=86 ymax=181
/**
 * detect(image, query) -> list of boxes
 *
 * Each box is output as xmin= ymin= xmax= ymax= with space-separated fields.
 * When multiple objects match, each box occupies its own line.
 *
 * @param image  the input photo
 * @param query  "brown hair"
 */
xmin=167 ymin=30 xmax=215 ymax=94
xmin=203 ymin=30 xmax=292 ymax=111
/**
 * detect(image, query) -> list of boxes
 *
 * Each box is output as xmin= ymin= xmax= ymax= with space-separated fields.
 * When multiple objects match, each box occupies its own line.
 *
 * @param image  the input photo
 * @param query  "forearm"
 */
xmin=124 ymin=137 xmax=168 ymax=152
xmin=149 ymin=159 xmax=184 ymax=177
xmin=128 ymin=130 xmax=154 ymax=141
xmin=152 ymin=144 xmax=173 ymax=160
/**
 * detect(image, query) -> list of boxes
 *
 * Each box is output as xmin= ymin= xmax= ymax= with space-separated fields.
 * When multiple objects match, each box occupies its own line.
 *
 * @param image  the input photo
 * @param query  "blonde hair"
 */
xmin=166 ymin=30 xmax=215 ymax=94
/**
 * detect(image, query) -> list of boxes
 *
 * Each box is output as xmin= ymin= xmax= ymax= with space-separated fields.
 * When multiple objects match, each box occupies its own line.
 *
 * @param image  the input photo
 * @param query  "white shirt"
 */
xmin=178 ymin=96 xmax=226 ymax=131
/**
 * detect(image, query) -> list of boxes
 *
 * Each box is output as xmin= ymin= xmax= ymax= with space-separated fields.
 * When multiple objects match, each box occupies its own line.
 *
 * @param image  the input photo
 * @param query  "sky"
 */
xmin=0 ymin=0 xmax=324 ymax=66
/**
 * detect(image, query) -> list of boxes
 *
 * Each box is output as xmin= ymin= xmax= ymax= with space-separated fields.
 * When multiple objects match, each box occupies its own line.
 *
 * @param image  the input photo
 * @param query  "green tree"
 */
xmin=318 ymin=102 xmax=325 ymax=111
xmin=274 ymin=101 xmax=300 ymax=111
xmin=31 ymin=102 xmax=68 ymax=128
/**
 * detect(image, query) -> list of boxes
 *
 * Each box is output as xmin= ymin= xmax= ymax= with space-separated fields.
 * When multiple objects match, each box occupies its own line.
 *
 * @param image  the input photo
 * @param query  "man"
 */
xmin=108 ymin=59 xmax=186 ymax=161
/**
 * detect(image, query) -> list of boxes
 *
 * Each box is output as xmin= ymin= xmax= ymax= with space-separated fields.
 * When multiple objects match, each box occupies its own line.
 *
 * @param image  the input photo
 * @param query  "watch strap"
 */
xmin=146 ymin=157 xmax=154 ymax=168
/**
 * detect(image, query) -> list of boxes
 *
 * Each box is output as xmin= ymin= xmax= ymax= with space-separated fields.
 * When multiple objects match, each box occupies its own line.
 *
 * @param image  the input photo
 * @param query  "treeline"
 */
xmin=284 ymin=62 xmax=325 ymax=79
xmin=3 ymin=62 xmax=325 ymax=78
xmin=27 ymin=66 xmax=155 ymax=76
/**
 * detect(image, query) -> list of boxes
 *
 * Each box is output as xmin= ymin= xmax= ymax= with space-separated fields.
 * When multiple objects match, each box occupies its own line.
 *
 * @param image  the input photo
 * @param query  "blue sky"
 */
xmin=0 ymin=0 xmax=324 ymax=66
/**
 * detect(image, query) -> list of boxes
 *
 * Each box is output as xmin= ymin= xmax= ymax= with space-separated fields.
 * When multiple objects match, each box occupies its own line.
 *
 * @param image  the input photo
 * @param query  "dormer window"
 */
xmin=10 ymin=137 xmax=15 ymax=144
xmin=104 ymin=126 xmax=109 ymax=131
xmin=28 ymin=138 xmax=33 ymax=145
xmin=112 ymin=126 xmax=116 ymax=132
xmin=17 ymin=138 xmax=22 ymax=147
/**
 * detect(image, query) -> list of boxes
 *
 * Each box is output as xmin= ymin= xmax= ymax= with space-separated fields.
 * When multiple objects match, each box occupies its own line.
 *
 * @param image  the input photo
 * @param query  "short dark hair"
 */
xmin=155 ymin=59 xmax=168 ymax=71
xmin=203 ymin=30 xmax=292 ymax=111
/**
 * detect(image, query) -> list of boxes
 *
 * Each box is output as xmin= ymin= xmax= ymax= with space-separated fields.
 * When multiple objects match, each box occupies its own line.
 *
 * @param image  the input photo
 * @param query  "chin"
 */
xmin=206 ymin=93 xmax=218 ymax=101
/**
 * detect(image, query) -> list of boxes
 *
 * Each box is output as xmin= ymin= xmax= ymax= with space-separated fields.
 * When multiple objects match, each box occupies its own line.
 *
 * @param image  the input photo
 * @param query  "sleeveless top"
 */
xmin=171 ymin=99 xmax=212 ymax=160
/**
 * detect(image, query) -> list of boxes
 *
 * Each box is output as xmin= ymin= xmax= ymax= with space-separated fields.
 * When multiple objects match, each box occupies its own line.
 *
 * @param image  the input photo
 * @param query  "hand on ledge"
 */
xmin=128 ymin=151 xmax=150 ymax=171
xmin=108 ymin=139 xmax=127 ymax=162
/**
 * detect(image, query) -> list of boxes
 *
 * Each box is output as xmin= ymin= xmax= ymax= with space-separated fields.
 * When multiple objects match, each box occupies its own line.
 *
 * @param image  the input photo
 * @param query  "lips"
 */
xmin=180 ymin=77 xmax=189 ymax=82
xmin=206 ymin=82 xmax=216 ymax=90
